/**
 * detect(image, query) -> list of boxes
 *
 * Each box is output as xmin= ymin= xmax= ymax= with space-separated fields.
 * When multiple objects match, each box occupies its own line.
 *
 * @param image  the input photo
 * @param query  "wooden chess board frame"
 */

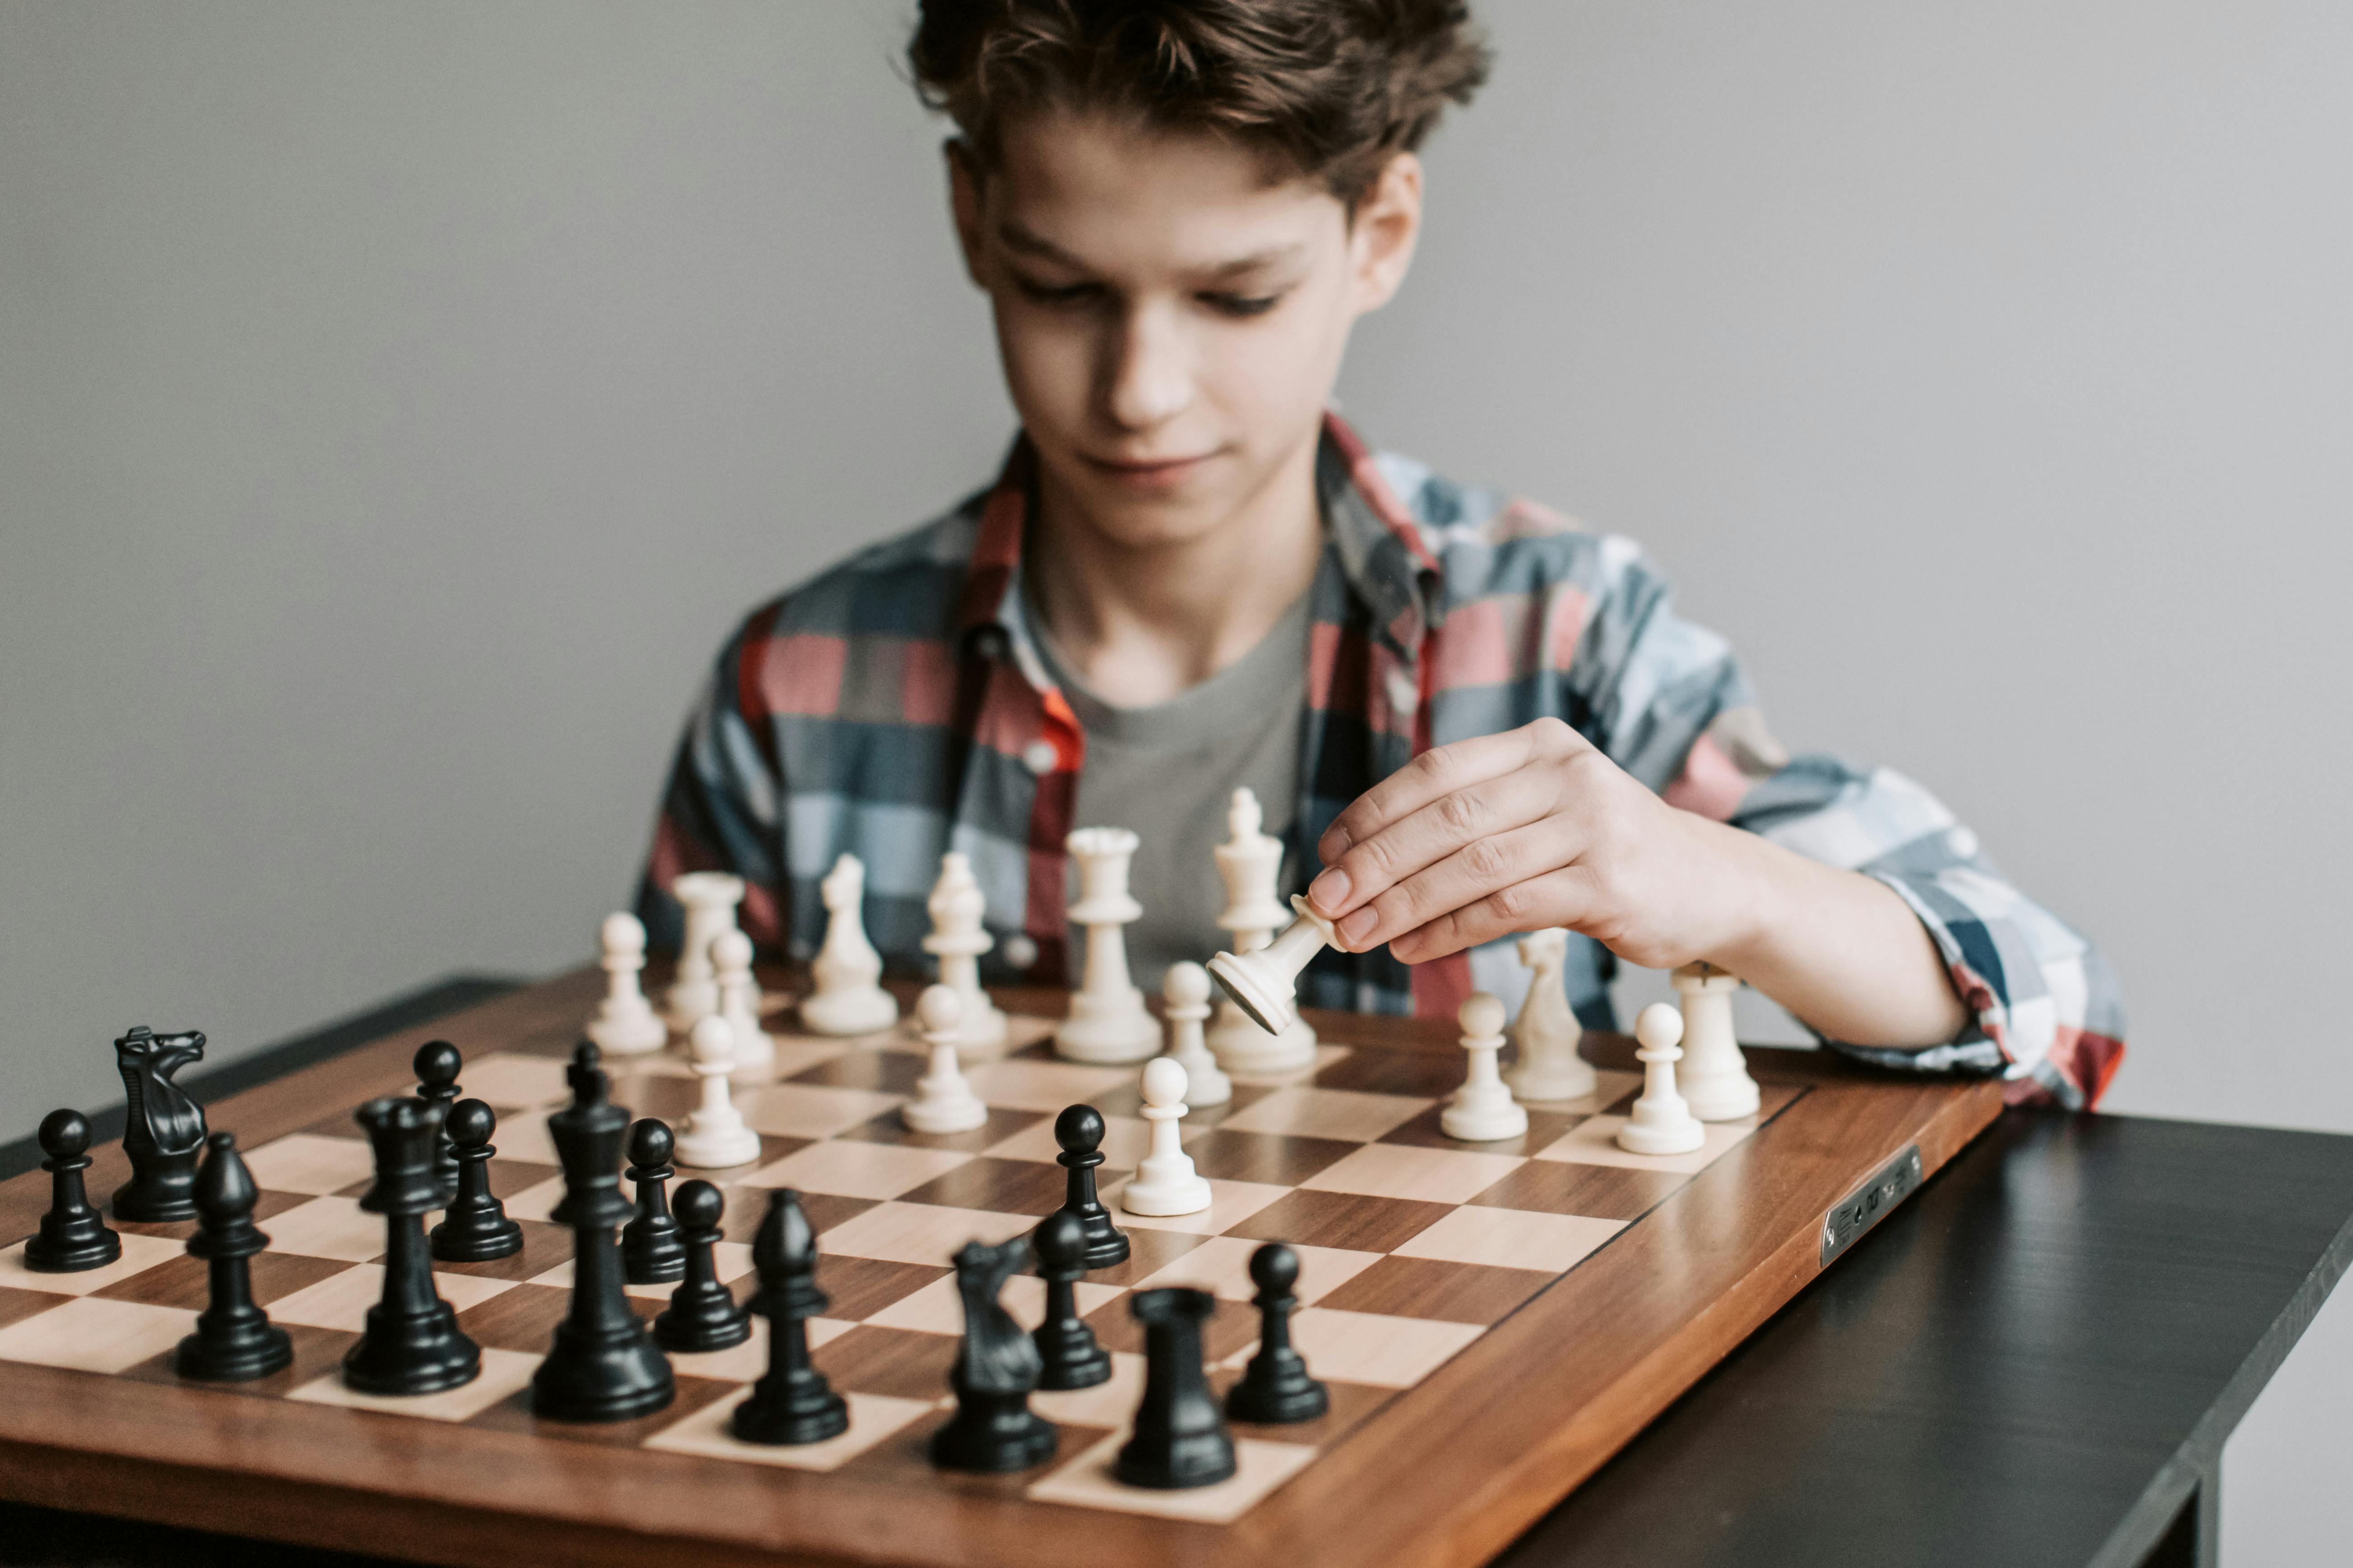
xmin=0 ymin=969 xmax=2003 ymax=1568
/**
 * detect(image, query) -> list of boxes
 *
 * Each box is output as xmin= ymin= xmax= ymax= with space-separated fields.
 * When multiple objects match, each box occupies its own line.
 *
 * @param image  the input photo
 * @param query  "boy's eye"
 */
xmin=1202 ymin=291 xmax=1283 ymax=319
xmin=1013 ymin=276 xmax=1101 ymax=307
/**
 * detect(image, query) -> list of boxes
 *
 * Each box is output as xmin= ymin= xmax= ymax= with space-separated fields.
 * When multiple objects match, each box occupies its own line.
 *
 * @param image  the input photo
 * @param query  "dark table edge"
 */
xmin=0 ymin=973 xmax=528 ymax=1182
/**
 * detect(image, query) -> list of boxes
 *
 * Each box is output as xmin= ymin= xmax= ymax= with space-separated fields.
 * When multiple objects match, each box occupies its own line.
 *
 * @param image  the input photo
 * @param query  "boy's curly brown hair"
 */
xmin=908 ymin=0 xmax=1490 ymax=209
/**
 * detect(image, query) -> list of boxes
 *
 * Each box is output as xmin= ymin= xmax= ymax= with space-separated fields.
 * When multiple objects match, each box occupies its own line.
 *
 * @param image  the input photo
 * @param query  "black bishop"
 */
xmin=176 ymin=1132 xmax=294 ymax=1382
xmin=729 ymin=1189 xmax=848 ymax=1445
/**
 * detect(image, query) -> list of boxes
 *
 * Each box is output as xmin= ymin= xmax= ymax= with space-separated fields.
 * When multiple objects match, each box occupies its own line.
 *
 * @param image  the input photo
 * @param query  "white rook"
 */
xmin=665 ymin=871 xmax=745 ymax=1031
xmin=1672 ymin=962 xmax=1760 ymax=1121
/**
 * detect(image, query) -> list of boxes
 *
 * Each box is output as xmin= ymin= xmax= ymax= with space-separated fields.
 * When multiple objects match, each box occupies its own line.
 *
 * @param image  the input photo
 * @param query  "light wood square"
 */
xmin=1510 ymin=1067 xmax=1644 ymax=1112
xmin=0 ymin=1233 xmax=185 ymax=1297
xmin=0 ymin=1295 xmax=195 ymax=1373
xmin=961 ymin=1059 xmax=1136 ymax=1113
xmin=459 ymin=1053 xmax=574 ymax=1109
xmin=1133 ymin=1235 xmax=1382 ymax=1304
xmin=1229 ymin=1044 xmax=1355 ymax=1087
xmin=738 ymin=1084 xmax=906 ymax=1139
xmin=488 ymin=1107 xmax=560 ymax=1166
xmin=270 ymin=1263 xmax=516 ymax=1331
xmin=1027 ymin=1431 xmax=1315 ymax=1523
xmin=1297 ymin=1143 xmax=1527 ymax=1206
xmin=1216 ymin=1087 xmax=1432 ymax=1143
xmin=526 ymin=1241 xmax=750 ymax=1300
xmin=666 ymin=1315 xmax=857 ymax=1384
xmin=644 ymin=1388 xmax=934 ymax=1471
xmin=286 ymin=1345 xmax=539 ymax=1421
xmin=1030 ymin=1349 xmax=1147 ymax=1430
xmin=241 ymin=1133 xmax=377 ymax=1196
xmin=500 ymin=1175 xmax=566 ymax=1224
xmin=815 ymin=1202 xmax=1037 ymax=1269
xmin=864 ymin=1271 xmax=1122 ymax=1336
xmin=1286 ymin=1307 xmax=1484 ymax=1388
xmin=1102 ymin=1177 xmax=1290 ymax=1235
xmin=745 ymin=1141 xmax=976 ymax=1201
xmin=1532 ymin=1114 xmax=1762 ymax=1174
xmin=264 ymin=1196 xmax=391 ymax=1263
xmin=1389 ymin=1206 xmax=1625 ymax=1274
xmin=982 ymin=1113 xmax=1153 ymax=1169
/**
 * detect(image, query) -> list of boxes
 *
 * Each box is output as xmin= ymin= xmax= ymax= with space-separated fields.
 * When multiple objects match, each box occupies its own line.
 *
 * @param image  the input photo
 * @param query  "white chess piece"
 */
xmin=1617 ymin=1002 xmax=1705 ymax=1156
xmin=1672 ymin=962 xmax=1760 ymax=1121
xmin=711 ymin=928 xmax=775 ymax=1077
xmin=1159 ymin=962 xmax=1231 ymax=1108
xmin=664 ymin=871 xmax=745 ymax=1031
xmin=921 ymin=851 xmax=1008 ymax=1057
xmin=1505 ymin=928 xmax=1594 ymax=1102
xmin=1055 ymin=827 xmax=1160 ymax=1064
xmin=903 ymin=985 xmax=988 ymax=1135
xmin=1206 ymin=894 xmax=1344 ymax=1039
xmin=674 ymin=1014 xmax=762 ymax=1168
xmin=1121 ymin=1057 xmax=1212 ymax=1216
xmin=1441 ymin=993 xmax=1529 ymax=1142
xmin=1204 ymin=788 xmax=1318 ymax=1077
xmin=585 ymin=912 xmax=667 ymax=1055
xmin=800 ymin=853 xmax=899 ymax=1036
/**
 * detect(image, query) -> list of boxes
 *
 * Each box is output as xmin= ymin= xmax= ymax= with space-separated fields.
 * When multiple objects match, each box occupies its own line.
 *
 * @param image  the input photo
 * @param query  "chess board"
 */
xmin=0 ymin=968 xmax=2004 ymax=1568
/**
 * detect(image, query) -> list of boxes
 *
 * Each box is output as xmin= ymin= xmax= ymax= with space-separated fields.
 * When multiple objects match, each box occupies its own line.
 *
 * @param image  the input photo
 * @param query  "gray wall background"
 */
xmin=3 ymin=1 xmax=2346 ymax=1557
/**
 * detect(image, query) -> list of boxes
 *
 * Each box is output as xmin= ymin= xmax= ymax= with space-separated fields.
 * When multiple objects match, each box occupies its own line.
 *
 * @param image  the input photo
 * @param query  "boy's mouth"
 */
xmin=1084 ymin=450 xmax=1217 ymax=488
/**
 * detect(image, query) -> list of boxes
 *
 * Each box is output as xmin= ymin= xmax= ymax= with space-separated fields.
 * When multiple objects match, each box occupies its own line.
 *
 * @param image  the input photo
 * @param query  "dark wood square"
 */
xmin=815 ymin=1255 xmax=950 ymax=1321
xmin=95 ymin=1249 xmax=350 ymax=1311
xmin=1313 ymin=1256 xmax=1556 ymax=1326
xmin=833 ymin=1106 xmax=1046 ymax=1154
xmin=1084 ymin=1293 xmax=1260 ymax=1363
xmin=1225 ymin=1189 xmax=1455 ymax=1254
xmin=1376 ymin=1104 xmax=1586 ymax=1157
xmin=116 ymin=1323 xmax=357 ymax=1397
xmin=1080 ymin=1226 xmax=1211 ymax=1289
xmin=894 ymin=1158 xmax=1080 ymax=1217
xmin=485 ymin=1157 xmax=562 ymax=1192
xmin=1311 ymin=1049 xmax=1465 ymax=1098
xmin=811 ymin=1324 xmax=958 ymax=1402
xmin=468 ymin=1372 xmax=739 ymax=1446
xmin=453 ymin=1281 xmax=571 ymax=1353
xmin=430 ymin=1217 xmax=575 ymax=1282
xmin=790 ymin=1050 xmax=927 ymax=1095
xmin=611 ymin=1075 xmax=701 ymax=1123
xmin=836 ymin=1409 xmax=1110 ymax=1498
xmin=736 ymin=1189 xmax=874 ymax=1244
xmin=1465 ymin=1159 xmax=1691 ymax=1221
xmin=1210 ymin=1370 xmax=1395 ymax=1446
xmin=1183 ymin=1129 xmax=1360 ymax=1186
xmin=0 ymin=1286 xmax=67 ymax=1332
xmin=1089 ymin=1081 xmax=1278 ymax=1124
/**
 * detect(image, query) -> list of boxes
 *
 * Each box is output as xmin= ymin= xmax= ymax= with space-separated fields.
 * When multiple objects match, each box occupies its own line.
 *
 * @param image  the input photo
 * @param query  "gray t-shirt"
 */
xmin=1030 ymin=592 xmax=1310 ymax=992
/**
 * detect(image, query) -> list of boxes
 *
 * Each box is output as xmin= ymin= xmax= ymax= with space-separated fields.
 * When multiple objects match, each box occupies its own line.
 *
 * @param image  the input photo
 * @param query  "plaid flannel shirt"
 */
xmin=639 ymin=413 xmax=2126 ymax=1108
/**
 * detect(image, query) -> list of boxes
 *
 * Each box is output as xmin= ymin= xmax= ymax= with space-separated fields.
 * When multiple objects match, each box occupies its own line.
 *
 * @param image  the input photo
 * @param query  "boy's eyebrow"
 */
xmin=996 ymin=219 xmax=1303 ymax=278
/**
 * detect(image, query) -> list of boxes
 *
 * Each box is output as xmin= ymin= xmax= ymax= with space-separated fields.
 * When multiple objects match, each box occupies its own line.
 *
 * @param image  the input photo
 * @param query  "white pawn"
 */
xmin=1505 ymin=928 xmax=1594 ymax=1102
xmin=1617 ymin=1002 xmax=1705 ymax=1156
xmin=1204 ymin=788 xmax=1317 ymax=1076
xmin=585 ymin=912 xmax=667 ymax=1055
xmin=922 ymin=852 xmax=1008 ymax=1057
xmin=1121 ymin=1057 xmax=1211 ymax=1216
xmin=675 ymin=1014 xmax=762 ymax=1169
xmin=1441 ymin=993 xmax=1529 ymax=1142
xmin=1159 ymin=962 xmax=1231 ymax=1108
xmin=800 ymin=853 xmax=899 ymax=1036
xmin=1205 ymin=894 xmax=1344 ymax=1039
xmin=1056 ymin=827 xmax=1160 ymax=1064
xmin=1672 ymin=962 xmax=1760 ymax=1121
xmin=903 ymin=985 xmax=988 ymax=1135
xmin=711 ymin=928 xmax=775 ymax=1077
xmin=664 ymin=870 xmax=745 ymax=1030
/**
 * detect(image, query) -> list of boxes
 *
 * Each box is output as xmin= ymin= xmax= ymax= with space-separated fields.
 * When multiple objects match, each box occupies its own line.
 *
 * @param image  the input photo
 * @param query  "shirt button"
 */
xmin=1002 ymin=933 xmax=1038 ymax=970
xmin=1021 ymin=740 xmax=1060 ymax=776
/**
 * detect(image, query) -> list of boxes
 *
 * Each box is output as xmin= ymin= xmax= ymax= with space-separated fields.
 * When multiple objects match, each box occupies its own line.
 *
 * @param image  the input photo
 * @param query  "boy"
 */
xmin=639 ymin=0 xmax=2124 ymax=1108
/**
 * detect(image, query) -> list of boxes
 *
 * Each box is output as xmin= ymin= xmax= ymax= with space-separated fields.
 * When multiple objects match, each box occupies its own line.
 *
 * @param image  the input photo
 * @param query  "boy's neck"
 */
xmin=1025 ymin=432 xmax=1324 ymax=709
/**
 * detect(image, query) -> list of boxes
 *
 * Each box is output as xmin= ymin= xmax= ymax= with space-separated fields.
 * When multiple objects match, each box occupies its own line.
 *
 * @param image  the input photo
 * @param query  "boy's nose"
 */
xmin=1101 ymin=304 xmax=1193 ymax=431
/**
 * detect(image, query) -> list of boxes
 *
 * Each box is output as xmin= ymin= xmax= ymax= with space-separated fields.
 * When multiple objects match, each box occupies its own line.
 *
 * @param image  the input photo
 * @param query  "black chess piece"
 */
xmin=23 ymin=1109 xmax=120 ymax=1272
xmin=530 ymin=1058 xmax=675 ymax=1422
xmin=428 ymin=1099 xmax=523 ymax=1263
xmin=175 ymin=1132 xmax=295 ymax=1382
xmin=931 ymin=1235 xmax=1056 ymax=1473
xmin=1031 ymin=1209 xmax=1111 ymax=1391
xmin=565 ymin=1039 xmax=602 ymax=1101
xmin=343 ymin=1097 xmax=482 ymax=1396
xmin=1225 ymin=1243 xmax=1328 ymax=1424
xmin=1116 ymin=1286 xmax=1236 ymax=1489
xmin=730 ymin=1189 xmax=849 ymax=1445
xmin=621 ymin=1119 xmax=686 ymax=1285
xmin=111 ymin=1027 xmax=208 ymax=1221
xmin=412 ymin=1040 xmax=463 ymax=1206
xmin=653 ymin=1180 xmax=750 ymax=1354
xmin=1051 ymin=1104 xmax=1129 ymax=1270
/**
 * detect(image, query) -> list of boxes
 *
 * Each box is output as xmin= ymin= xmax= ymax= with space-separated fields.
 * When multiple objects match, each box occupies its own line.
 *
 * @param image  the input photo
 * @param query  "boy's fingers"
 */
xmin=1310 ymin=764 xmax=1565 ymax=920
xmin=1316 ymin=721 xmax=1580 ymax=869
xmin=1329 ymin=815 xmax=1584 ymax=954
xmin=1387 ymin=865 xmax=1604 ymax=964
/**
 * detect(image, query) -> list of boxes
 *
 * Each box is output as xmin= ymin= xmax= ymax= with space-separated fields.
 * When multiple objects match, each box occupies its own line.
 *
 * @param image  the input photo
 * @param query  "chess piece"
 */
xmin=1116 ymin=1287 xmax=1236 ymax=1489
xmin=730 ymin=1189 xmax=850 ymax=1445
xmin=1673 ymin=961 xmax=1761 ymax=1121
xmin=1206 ymin=895 xmax=1344 ymax=1040
xmin=621 ymin=1119 xmax=686 ymax=1284
xmin=1441 ymin=993 xmax=1528 ymax=1142
xmin=23 ymin=1110 xmax=120 ymax=1272
xmin=711 ymin=929 xmax=776 ymax=1076
xmin=653 ymin=1179 xmax=750 ymax=1353
xmin=903 ymin=985 xmax=989 ymax=1134
xmin=344 ymin=1097 xmax=482 ymax=1395
xmin=412 ymin=1040 xmax=463 ymax=1207
xmin=1031 ymin=1209 xmax=1111 ymax=1391
xmin=532 ymin=1059 xmax=676 ymax=1421
xmin=1225 ymin=1243 xmax=1327 ymax=1424
xmin=586 ymin=911 xmax=668 ymax=1055
xmin=111 ymin=1026 xmax=208 ymax=1221
xmin=1051 ymin=1104 xmax=1129 ymax=1269
xmin=922 ymin=851 xmax=1009 ymax=1056
xmin=1617 ymin=1002 xmax=1705 ymax=1156
xmin=1159 ymin=962 xmax=1231 ymax=1107
xmin=1121 ymin=1058 xmax=1211 ymax=1217
xmin=175 ymin=1132 xmax=294 ymax=1383
xmin=664 ymin=870 xmax=745 ymax=1030
xmin=1506 ymin=928 xmax=1594 ymax=1102
xmin=1206 ymin=788 xmax=1318 ymax=1076
xmin=930 ymin=1236 xmax=1056 ymax=1472
xmin=674 ymin=1015 xmax=762 ymax=1169
xmin=1055 ymin=827 xmax=1160 ymax=1064
xmin=801 ymin=853 xmax=899 ymax=1036
xmin=430 ymin=1099 xmax=523 ymax=1262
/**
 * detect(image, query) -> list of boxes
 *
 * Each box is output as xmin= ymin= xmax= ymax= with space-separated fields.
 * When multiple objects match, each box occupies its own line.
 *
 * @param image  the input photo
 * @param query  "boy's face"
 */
xmin=950 ymin=110 xmax=1421 ymax=552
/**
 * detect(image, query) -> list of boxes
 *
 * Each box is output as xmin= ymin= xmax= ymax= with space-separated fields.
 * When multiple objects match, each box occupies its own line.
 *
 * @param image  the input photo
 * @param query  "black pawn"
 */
xmin=1052 ymin=1104 xmax=1129 ymax=1270
xmin=429 ymin=1100 xmax=522 ymax=1263
xmin=175 ymin=1132 xmax=294 ymax=1382
xmin=931 ymin=1235 xmax=1056 ymax=1472
xmin=1031 ymin=1210 xmax=1110 ymax=1391
xmin=1116 ymin=1287 xmax=1236 ymax=1489
xmin=1225 ymin=1243 xmax=1328 ymax=1424
xmin=730 ymin=1189 xmax=849 ymax=1445
xmin=653 ymin=1180 xmax=750 ymax=1353
xmin=621 ymin=1119 xmax=686 ymax=1284
xmin=23 ymin=1110 xmax=120 ymax=1272
xmin=413 ymin=1040 xmax=463 ymax=1206
xmin=344 ymin=1097 xmax=482 ymax=1396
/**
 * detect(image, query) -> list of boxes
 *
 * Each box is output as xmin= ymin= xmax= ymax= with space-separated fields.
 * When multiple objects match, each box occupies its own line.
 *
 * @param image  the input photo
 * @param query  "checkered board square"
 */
xmin=0 ymin=1008 xmax=1804 ymax=1529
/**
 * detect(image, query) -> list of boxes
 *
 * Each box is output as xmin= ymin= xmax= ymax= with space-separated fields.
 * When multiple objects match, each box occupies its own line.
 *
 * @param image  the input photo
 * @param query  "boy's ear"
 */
xmin=945 ymin=138 xmax=990 ymax=289
xmin=1348 ymin=152 xmax=1424 ymax=316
